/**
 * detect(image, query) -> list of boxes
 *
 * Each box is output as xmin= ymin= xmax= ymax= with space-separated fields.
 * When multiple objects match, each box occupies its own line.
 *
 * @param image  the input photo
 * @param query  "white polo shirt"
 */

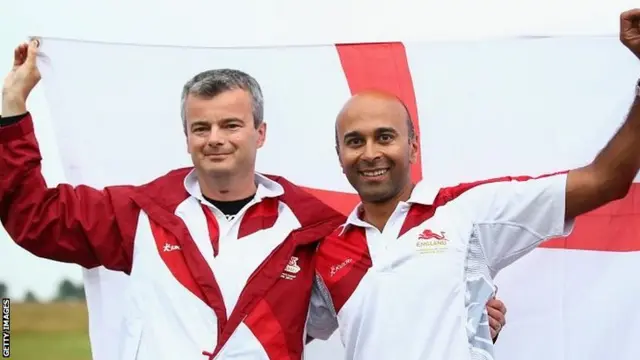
xmin=308 ymin=174 xmax=574 ymax=360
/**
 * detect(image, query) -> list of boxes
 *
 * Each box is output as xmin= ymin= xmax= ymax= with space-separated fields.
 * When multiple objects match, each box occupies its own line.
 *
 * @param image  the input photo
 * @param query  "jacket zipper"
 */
xmin=210 ymin=242 xmax=299 ymax=358
xmin=210 ymin=315 xmax=247 ymax=359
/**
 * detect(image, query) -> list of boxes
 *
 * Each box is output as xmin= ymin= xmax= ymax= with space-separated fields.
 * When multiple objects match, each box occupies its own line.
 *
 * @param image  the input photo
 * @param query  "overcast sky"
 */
xmin=0 ymin=29 xmax=84 ymax=301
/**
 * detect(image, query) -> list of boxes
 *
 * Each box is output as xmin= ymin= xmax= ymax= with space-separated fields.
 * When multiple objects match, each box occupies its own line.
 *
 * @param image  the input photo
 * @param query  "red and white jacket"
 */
xmin=0 ymin=113 xmax=345 ymax=359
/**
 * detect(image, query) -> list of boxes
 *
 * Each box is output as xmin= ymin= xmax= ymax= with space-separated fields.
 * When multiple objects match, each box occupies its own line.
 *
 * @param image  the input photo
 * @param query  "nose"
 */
xmin=361 ymin=140 xmax=381 ymax=162
xmin=206 ymin=127 xmax=225 ymax=147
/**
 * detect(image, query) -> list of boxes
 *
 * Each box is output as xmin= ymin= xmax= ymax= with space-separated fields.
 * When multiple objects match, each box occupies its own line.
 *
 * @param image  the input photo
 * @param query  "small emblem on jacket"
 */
xmin=163 ymin=243 xmax=181 ymax=252
xmin=281 ymin=256 xmax=301 ymax=280
xmin=330 ymin=258 xmax=353 ymax=277
xmin=418 ymin=229 xmax=447 ymax=241
xmin=416 ymin=229 xmax=448 ymax=254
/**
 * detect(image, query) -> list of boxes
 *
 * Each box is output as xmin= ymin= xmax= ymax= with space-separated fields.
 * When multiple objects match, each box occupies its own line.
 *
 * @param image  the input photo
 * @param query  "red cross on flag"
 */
xmin=35 ymin=37 xmax=640 ymax=360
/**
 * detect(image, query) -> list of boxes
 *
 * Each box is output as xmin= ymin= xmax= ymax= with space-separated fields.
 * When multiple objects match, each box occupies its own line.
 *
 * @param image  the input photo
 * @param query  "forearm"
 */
xmin=591 ymin=93 xmax=640 ymax=198
xmin=565 ymin=93 xmax=640 ymax=219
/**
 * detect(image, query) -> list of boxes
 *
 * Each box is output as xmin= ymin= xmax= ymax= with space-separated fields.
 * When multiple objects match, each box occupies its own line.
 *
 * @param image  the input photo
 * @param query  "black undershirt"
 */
xmin=202 ymin=193 xmax=255 ymax=217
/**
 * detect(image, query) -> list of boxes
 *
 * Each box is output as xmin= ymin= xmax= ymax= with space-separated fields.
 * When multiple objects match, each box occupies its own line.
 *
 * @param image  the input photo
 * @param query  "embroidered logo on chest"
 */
xmin=329 ymin=258 xmax=353 ymax=277
xmin=415 ymin=229 xmax=449 ymax=254
xmin=162 ymin=242 xmax=181 ymax=252
xmin=281 ymin=256 xmax=301 ymax=280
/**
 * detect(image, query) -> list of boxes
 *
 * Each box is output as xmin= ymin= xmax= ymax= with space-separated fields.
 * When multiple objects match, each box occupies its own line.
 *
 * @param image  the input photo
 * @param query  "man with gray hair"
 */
xmin=0 ymin=39 xmax=344 ymax=359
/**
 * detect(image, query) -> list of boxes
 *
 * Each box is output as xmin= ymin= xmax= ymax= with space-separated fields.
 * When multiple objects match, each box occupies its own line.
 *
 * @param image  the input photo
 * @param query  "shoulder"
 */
xmin=316 ymin=225 xmax=365 ymax=263
xmin=262 ymin=173 xmax=346 ymax=229
xmin=317 ymin=225 xmax=349 ymax=251
xmin=434 ymin=172 xmax=566 ymax=206
xmin=131 ymin=167 xmax=192 ymax=211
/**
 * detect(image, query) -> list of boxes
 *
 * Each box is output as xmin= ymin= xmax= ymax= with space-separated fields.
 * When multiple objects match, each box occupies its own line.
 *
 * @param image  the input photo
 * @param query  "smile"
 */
xmin=359 ymin=168 xmax=389 ymax=177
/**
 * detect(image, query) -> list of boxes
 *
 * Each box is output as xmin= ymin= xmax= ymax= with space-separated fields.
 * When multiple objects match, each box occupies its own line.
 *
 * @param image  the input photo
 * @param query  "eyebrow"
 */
xmin=190 ymin=120 xmax=210 ymax=129
xmin=190 ymin=118 xmax=244 ymax=128
xmin=375 ymin=127 xmax=398 ymax=135
xmin=342 ymin=127 xmax=398 ymax=140
xmin=219 ymin=117 xmax=244 ymax=124
xmin=342 ymin=130 xmax=362 ymax=141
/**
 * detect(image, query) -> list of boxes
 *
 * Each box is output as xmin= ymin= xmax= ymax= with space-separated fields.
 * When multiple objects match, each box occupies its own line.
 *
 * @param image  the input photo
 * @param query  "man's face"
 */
xmin=184 ymin=88 xmax=266 ymax=179
xmin=336 ymin=95 xmax=418 ymax=203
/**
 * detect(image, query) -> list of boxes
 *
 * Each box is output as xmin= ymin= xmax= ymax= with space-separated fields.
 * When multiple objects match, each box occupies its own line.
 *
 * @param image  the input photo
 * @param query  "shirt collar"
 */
xmin=339 ymin=179 xmax=439 ymax=235
xmin=183 ymin=169 xmax=284 ymax=203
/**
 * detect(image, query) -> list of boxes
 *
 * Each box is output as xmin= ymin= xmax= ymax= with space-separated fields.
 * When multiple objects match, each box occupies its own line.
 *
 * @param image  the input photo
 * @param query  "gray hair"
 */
xmin=180 ymin=69 xmax=264 ymax=131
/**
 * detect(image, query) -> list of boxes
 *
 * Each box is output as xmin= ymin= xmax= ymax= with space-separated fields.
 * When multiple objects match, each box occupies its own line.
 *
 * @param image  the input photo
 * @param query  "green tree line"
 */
xmin=0 ymin=278 xmax=85 ymax=302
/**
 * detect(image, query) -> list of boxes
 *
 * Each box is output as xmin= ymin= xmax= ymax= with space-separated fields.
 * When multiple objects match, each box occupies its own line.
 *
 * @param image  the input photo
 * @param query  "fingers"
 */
xmin=487 ymin=306 xmax=506 ymax=326
xmin=621 ymin=9 xmax=640 ymax=34
xmin=487 ymin=298 xmax=507 ymax=315
xmin=621 ymin=8 xmax=640 ymax=22
xmin=489 ymin=317 xmax=501 ymax=338
xmin=12 ymin=38 xmax=40 ymax=68
xmin=13 ymin=43 xmax=28 ymax=67
xmin=25 ymin=38 xmax=40 ymax=66
xmin=488 ymin=307 xmax=505 ymax=340
xmin=487 ymin=298 xmax=506 ymax=339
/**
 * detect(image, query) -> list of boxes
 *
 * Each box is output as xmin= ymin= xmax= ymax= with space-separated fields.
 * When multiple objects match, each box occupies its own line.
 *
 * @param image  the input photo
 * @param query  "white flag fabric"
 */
xmin=36 ymin=37 xmax=640 ymax=360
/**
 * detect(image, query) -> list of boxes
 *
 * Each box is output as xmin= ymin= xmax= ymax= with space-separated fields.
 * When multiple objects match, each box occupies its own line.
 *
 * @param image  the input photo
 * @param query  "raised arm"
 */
xmin=444 ymin=10 xmax=640 ymax=274
xmin=1 ymin=39 xmax=137 ymax=272
xmin=565 ymin=9 xmax=640 ymax=219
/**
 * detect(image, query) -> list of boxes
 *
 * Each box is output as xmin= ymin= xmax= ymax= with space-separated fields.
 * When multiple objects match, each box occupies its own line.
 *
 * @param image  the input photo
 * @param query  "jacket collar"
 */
xmin=183 ymin=169 xmax=284 ymax=204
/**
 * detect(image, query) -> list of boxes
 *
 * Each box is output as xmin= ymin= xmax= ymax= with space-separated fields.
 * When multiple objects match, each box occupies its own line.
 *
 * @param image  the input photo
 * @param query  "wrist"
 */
xmin=1 ymin=92 xmax=27 ymax=117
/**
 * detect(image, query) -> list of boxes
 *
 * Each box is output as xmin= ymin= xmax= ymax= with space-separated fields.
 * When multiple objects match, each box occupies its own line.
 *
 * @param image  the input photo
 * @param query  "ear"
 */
xmin=409 ymin=135 xmax=419 ymax=164
xmin=256 ymin=122 xmax=267 ymax=148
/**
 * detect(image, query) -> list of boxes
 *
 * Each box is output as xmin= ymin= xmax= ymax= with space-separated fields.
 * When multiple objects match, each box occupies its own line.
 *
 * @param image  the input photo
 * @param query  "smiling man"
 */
xmin=308 ymin=91 xmax=510 ymax=357
xmin=307 ymin=9 xmax=640 ymax=360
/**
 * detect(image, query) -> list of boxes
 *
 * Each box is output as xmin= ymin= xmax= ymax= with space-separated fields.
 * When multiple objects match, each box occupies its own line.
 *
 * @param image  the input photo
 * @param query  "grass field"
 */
xmin=9 ymin=302 xmax=92 ymax=360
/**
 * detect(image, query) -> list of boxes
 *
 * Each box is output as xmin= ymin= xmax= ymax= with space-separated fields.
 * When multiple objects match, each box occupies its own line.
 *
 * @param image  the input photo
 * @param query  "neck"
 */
xmin=198 ymin=170 xmax=257 ymax=201
xmin=361 ymin=182 xmax=415 ymax=231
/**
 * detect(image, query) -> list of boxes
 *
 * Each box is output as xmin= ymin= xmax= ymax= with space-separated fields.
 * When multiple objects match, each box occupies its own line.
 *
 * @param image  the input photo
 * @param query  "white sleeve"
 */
xmin=459 ymin=173 xmax=575 ymax=272
xmin=306 ymin=275 xmax=338 ymax=341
